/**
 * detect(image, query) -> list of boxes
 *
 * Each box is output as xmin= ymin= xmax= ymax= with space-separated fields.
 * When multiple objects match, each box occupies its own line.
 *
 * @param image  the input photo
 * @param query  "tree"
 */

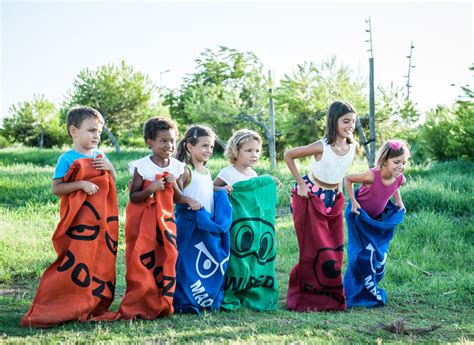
xmin=63 ymin=61 xmax=155 ymax=152
xmin=166 ymin=47 xmax=274 ymax=153
xmin=2 ymin=95 xmax=66 ymax=148
xmin=417 ymin=67 xmax=473 ymax=162
xmin=274 ymin=57 xmax=368 ymax=149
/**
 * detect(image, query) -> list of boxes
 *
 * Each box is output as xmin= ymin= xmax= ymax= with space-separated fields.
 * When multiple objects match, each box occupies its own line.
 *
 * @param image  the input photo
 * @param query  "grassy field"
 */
xmin=0 ymin=147 xmax=473 ymax=343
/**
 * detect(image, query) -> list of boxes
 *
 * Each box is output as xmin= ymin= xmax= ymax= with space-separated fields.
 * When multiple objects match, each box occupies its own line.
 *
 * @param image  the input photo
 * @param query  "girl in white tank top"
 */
xmin=284 ymin=101 xmax=358 ymax=212
xmin=176 ymin=125 xmax=217 ymax=213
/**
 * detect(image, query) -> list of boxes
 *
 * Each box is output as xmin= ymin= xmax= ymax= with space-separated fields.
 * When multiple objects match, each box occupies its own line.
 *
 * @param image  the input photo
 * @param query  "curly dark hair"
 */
xmin=143 ymin=116 xmax=179 ymax=142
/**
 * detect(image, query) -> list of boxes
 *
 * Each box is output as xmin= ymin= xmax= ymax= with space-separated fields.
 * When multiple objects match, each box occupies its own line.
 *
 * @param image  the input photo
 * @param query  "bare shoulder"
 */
xmin=285 ymin=140 xmax=324 ymax=159
xmin=346 ymin=169 xmax=375 ymax=184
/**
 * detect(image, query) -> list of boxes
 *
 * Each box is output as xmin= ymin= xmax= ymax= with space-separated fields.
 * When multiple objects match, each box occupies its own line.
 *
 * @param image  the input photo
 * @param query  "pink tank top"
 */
xmin=356 ymin=168 xmax=404 ymax=218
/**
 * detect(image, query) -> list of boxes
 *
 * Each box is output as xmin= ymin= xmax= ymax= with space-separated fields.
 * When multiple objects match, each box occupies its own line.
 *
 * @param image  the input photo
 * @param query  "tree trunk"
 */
xmin=355 ymin=117 xmax=371 ymax=169
xmin=38 ymin=127 xmax=44 ymax=149
xmin=103 ymin=126 xmax=121 ymax=153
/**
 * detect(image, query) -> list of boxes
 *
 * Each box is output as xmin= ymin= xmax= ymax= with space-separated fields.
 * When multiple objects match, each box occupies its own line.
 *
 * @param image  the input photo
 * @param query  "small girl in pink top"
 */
xmin=345 ymin=140 xmax=410 ymax=219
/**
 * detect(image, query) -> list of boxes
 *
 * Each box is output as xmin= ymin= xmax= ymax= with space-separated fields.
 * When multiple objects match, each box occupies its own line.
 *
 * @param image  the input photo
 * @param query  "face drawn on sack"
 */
xmin=194 ymin=241 xmax=229 ymax=279
xmin=105 ymin=216 xmax=119 ymax=255
xmin=105 ymin=231 xmax=118 ymax=255
xmin=66 ymin=224 xmax=100 ymax=241
xmin=66 ymin=201 xmax=101 ymax=241
xmin=366 ymin=243 xmax=387 ymax=275
xmin=313 ymin=245 xmax=344 ymax=289
xmin=230 ymin=217 xmax=276 ymax=265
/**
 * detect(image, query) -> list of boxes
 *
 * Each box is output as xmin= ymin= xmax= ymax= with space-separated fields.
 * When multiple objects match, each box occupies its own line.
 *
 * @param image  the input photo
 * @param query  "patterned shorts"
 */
xmin=290 ymin=174 xmax=338 ymax=214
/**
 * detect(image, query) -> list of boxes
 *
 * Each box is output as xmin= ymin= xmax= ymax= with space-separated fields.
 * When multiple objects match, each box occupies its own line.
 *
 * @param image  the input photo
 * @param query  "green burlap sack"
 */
xmin=221 ymin=175 xmax=278 ymax=311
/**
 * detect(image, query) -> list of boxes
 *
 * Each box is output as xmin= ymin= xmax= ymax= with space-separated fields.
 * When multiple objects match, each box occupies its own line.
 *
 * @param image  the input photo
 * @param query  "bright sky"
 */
xmin=1 ymin=1 xmax=472 ymax=121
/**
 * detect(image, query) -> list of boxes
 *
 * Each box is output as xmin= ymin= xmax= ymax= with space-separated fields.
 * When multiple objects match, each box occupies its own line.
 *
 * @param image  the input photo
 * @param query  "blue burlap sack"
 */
xmin=174 ymin=190 xmax=232 ymax=314
xmin=343 ymin=198 xmax=405 ymax=307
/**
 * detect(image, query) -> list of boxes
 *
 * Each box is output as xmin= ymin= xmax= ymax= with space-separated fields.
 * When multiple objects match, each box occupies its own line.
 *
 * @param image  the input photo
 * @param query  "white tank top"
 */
xmin=310 ymin=139 xmax=355 ymax=184
xmin=183 ymin=167 xmax=214 ymax=214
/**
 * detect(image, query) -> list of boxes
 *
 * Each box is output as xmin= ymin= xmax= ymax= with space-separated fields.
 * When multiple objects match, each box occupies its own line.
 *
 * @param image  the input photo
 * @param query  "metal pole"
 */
xmin=365 ymin=16 xmax=376 ymax=167
xmin=405 ymin=42 xmax=415 ymax=99
xmin=268 ymin=88 xmax=276 ymax=170
xmin=369 ymin=57 xmax=376 ymax=167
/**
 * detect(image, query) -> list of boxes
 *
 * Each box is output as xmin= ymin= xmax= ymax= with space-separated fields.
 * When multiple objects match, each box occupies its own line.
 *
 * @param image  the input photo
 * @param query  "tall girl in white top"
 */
xmin=285 ymin=101 xmax=357 ymax=212
xmin=214 ymin=129 xmax=262 ymax=193
xmin=176 ymin=125 xmax=216 ymax=213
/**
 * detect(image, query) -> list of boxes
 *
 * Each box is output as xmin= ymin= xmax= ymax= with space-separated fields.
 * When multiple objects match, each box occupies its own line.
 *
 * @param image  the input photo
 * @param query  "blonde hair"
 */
xmin=376 ymin=139 xmax=411 ymax=168
xmin=224 ymin=129 xmax=262 ymax=164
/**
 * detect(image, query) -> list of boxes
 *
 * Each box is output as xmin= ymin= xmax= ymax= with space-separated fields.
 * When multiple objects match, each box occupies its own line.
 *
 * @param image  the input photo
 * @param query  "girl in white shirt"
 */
xmin=284 ymin=101 xmax=357 ymax=213
xmin=214 ymin=129 xmax=262 ymax=193
xmin=176 ymin=125 xmax=217 ymax=213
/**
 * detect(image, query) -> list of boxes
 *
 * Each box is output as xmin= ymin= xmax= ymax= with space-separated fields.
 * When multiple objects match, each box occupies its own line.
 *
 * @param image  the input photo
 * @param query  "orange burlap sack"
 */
xmin=116 ymin=174 xmax=177 ymax=320
xmin=20 ymin=157 xmax=119 ymax=328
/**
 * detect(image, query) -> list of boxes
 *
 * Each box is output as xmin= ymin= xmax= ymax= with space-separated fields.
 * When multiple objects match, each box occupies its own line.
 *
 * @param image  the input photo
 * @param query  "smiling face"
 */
xmin=236 ymin=139 xmax=261 ymax=169
xmin=383 ymin=153 xmax=408 ymax=177
xmin=336 ymin=112 xmax=356 ymax=140
xmin=147 ymin=129 xmax=177 ymax=160
xmin=70 ymin=117 xmax=103 ymax=154
xmin=187 ymin=136 xmax=214 ymax=164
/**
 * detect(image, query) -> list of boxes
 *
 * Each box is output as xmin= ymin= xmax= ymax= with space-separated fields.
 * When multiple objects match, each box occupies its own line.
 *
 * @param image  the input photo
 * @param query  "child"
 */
xmin=117 ymin=116 xmax=198 ymax=320
xmin=21 ymin=106 xmax=119 ymax=328
xmin=173 ymin=125 xmax=233 ymax=314
xmin=176 ymin=125 xmax=216 ymax=213
xmin=345 ymin=139 xmax=408 ymax=217
xmin=285 ymin=100 xmax=357 ymax=312
xmin=343 ymin=140 xmax=409 ymax=307
xmin=214 ymin=129 xmax=261 ymax=192
xmin=215 ymin=129 xmax=279 ymax=311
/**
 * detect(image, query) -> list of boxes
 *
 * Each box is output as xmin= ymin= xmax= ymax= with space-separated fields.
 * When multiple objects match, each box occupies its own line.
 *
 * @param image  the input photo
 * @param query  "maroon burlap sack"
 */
xmin=286 ymin=191 xmax=346 ymax=312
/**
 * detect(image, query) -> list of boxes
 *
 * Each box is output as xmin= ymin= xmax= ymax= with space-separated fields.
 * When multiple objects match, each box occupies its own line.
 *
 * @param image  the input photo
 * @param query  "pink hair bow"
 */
xmin=389 ymin=140 xmax=402 ymax=150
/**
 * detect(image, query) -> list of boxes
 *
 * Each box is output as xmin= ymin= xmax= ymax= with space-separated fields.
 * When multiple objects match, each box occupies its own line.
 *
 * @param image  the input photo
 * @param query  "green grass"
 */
xmin=0 ymin=147 xmax=473 ymax=343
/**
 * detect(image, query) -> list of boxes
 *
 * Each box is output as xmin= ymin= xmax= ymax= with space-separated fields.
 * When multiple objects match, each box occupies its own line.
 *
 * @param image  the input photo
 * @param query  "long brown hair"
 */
xmin=323 ymin=100 xmax=356 ymax=145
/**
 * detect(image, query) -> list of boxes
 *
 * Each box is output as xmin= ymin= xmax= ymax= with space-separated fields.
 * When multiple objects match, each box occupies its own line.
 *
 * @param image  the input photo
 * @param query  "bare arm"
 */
xmin=169 ymin=173 xmax=202 ymax=210
xmin=52 ymin=178 xmax=99 ymax=196
xmin=180 ymin=167 xmax=191 ymax=190
xmin=213 ymin=177 xmax=233 ymax=194
xmin=344 ymin=171 xmax=374 ymax=214
xmin=393 ymin=176 xmax=406 ymax=210
xmin=129 ymin=169 xmax=166 ymax=203
xmin=284 ymin=141 xmax=323 ymax=198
